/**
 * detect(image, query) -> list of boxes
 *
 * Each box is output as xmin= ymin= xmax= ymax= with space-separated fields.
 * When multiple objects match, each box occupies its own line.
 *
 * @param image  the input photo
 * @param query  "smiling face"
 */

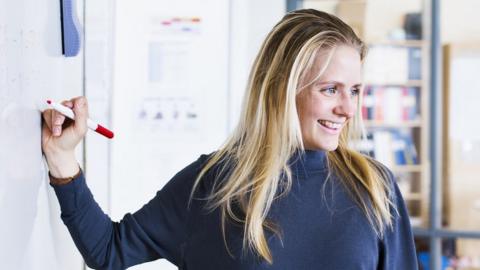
xmin=296 ymin=45 xmax=362 ymax=151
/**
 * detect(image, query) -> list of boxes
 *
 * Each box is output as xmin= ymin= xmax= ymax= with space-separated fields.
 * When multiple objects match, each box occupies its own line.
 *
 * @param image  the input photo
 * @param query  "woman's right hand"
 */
xmin=41 ymin=96 xmax=89 ymax=178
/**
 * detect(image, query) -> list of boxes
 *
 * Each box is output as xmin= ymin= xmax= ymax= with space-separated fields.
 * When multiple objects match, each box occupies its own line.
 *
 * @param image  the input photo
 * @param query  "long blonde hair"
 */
xmin=190 ymin=9 xmax=394 ymax=264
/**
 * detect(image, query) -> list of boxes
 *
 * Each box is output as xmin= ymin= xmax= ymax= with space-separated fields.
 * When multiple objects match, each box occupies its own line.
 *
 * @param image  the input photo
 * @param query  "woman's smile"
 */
xmin=317 ymin=119 xmax=344 ymax=135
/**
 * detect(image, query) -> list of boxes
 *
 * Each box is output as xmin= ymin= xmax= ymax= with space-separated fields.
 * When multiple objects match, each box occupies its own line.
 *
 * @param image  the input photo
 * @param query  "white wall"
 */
xmin=441 ymin=0 xmax=480 ymax=44
xmin=229 ymin=0 xmax=286 ymax=131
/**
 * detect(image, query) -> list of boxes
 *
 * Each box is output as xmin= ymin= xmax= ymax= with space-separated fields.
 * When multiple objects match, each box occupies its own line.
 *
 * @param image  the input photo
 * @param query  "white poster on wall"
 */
xmin=450 ymin=56 xmax=480 ymax=141
xmin=110 ymin=1 xmax=230 ymax=269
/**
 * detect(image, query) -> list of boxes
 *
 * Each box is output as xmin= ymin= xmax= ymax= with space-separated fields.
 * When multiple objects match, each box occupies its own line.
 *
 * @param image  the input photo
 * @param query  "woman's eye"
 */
xmin=321 ymin=86 xmax=337 ymax=96
xmin=350 ymin=88 xmax=360 ymax=97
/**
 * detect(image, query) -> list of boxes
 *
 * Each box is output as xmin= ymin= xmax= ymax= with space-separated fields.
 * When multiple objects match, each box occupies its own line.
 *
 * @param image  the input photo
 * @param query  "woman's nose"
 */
xmin=334 ymin=95 xmax=356 ymax=118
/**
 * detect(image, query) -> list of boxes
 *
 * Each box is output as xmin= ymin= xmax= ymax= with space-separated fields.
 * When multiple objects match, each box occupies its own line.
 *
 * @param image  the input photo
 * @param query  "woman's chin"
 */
xmin=308 ymin=141 xmax=339 ymax=152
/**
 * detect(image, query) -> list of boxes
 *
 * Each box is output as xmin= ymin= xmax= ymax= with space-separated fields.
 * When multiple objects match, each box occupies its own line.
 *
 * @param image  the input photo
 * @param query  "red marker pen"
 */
xmin=46 ymin=99 xmax=114 ymax=139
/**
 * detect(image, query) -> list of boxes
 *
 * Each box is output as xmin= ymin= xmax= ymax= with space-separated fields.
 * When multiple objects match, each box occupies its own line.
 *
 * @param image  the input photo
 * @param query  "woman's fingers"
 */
xmin=42 ymin=109 xmax=53 ymax=130
xmin=42 ymin=97 xmax=88 ymax=138
xmin=50 ymin=100 xmax=73 ymax=136
xmin=51 ymin=101 xmax=71 ymax=126
xmin=41 ymin=97 xmax=88 ymax=156
xmin=51 ymin=108 xmax=62 ymax=136
xmin=63 ymin=100 xmax=73 ymax=109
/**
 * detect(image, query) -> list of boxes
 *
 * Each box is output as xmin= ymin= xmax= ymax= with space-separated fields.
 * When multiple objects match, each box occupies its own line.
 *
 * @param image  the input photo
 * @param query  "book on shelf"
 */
xmin=408 ymin=47 xmax=422 ymax=80
xmin=354 ymin=129 xmax=419 ymax=168
xmin=362 ymin=85 xmax=419 ymax=123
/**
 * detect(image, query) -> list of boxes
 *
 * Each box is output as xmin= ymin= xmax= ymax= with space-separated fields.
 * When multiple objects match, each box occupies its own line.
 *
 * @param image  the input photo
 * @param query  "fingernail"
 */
xmin=77 ymin=99 xmax=85 ymax=107
xmin=53 ymin=127 xmax=61 ymax=136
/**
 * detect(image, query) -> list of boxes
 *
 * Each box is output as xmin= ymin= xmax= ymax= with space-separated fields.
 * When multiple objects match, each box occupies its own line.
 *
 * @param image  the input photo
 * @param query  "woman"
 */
xmin=42 ymin=9 xmax=418 ymax=270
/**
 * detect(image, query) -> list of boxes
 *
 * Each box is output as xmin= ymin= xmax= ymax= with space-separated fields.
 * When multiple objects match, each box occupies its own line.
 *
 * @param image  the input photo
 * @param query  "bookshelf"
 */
xmin=360 ymin=40 xmax=430 ymax=228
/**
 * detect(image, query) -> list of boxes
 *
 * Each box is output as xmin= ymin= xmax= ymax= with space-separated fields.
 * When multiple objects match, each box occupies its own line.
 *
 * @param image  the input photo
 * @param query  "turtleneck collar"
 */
xmin=289 ymin=149 xmax=329 ymax=173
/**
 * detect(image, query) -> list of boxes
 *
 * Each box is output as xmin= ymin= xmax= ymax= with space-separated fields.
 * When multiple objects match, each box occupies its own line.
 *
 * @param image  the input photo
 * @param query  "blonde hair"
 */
xmin=190 ymin=9 xmax=394 ymax=264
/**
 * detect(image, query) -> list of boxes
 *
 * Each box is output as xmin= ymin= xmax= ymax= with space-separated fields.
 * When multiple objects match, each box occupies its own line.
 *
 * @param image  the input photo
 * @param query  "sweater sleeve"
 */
xmin=379 ymin=169 xmax=419 ymax=270
xmin=51 ymin=155 xmax=207 ymax=270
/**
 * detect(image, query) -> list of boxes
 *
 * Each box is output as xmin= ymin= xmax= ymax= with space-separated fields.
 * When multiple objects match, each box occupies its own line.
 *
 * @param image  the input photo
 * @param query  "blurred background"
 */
xmin=1 ymin=0 xmax=480 ymax=269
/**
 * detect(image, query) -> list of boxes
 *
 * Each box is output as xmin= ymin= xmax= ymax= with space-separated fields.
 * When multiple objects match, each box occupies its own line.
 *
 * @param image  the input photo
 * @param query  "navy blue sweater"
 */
xmin=51 ymin=150 xmax=418 ymax=269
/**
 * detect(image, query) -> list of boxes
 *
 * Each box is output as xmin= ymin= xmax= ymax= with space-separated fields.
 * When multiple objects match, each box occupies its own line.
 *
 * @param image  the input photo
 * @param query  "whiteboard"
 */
xmin=444 ymin=44 xmax=480 ymax=256
xmin=0 ymin=0 xmax=84 ymax=269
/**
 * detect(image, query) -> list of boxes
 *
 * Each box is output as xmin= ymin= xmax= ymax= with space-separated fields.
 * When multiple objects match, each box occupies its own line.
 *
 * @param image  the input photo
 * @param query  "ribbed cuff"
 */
xmin=49 ymin=165 xmax=82 ymax=185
